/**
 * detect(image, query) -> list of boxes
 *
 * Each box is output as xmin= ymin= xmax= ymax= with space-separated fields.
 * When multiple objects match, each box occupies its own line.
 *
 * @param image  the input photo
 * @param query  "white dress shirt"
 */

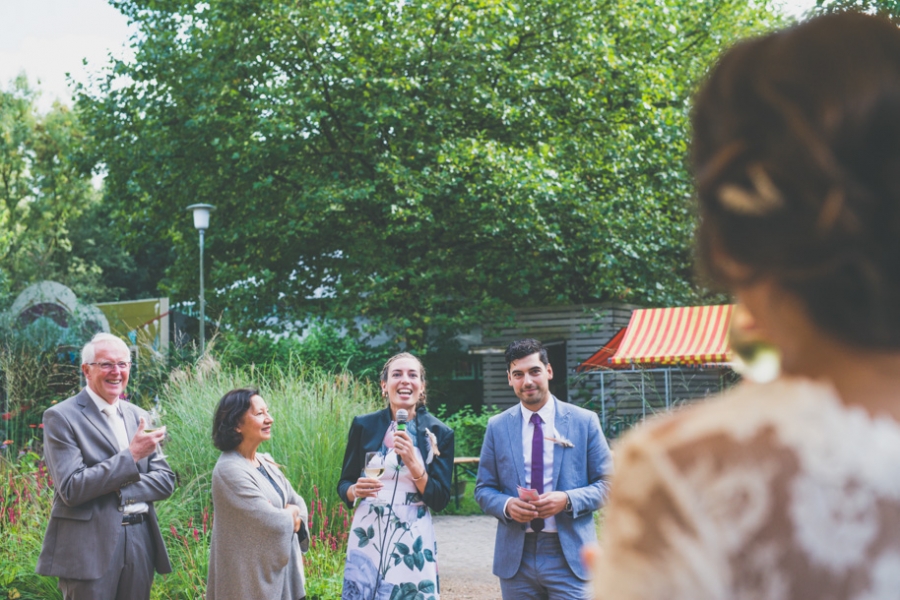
xmin=85 ymin=387 xmax=149 ymax=514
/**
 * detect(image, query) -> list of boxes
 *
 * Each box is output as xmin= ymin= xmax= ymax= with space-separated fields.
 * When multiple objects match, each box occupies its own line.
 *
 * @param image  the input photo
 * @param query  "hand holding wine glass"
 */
xmin=129 ymin=417 xmax=166 ymax=461
xmin=144 ymin=406 xmax=167 ymax=459
xmin=354 ymin=452 xmax=385 ymax=501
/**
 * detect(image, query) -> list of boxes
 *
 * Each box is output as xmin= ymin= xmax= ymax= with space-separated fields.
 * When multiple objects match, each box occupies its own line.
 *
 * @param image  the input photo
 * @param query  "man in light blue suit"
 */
xmin=475 ymin=338 xmax=612 ymax=599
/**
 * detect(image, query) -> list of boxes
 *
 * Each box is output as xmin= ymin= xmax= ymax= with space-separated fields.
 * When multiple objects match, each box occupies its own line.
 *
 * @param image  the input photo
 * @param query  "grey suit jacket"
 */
xmin=36 ymin=388 xmax=176 ymax=580
xmin=475 ymin=396 xmax=612 ymax=580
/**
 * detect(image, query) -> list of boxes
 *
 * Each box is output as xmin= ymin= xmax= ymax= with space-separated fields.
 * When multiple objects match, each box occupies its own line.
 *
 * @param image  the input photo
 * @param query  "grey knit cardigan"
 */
xmin=207 ymin=451 xmax=309 ymax=600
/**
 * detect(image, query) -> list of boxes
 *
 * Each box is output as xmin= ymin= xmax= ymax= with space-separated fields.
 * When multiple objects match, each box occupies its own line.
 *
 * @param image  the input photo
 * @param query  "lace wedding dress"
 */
xmin=593 ymin=378 xmax=900 ymax=600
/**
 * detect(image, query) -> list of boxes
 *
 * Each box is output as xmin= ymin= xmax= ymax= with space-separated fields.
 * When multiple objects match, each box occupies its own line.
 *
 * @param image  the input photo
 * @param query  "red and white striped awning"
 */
xmin=610 ymin=305 xmax=734 ymax=366
xmin=575 ymin=327 xmax=629 ymax=372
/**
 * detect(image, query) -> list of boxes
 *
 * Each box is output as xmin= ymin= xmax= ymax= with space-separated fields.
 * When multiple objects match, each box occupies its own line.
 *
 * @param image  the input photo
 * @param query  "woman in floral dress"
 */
xmin=338 ymin=353 xmax=455 ymax=600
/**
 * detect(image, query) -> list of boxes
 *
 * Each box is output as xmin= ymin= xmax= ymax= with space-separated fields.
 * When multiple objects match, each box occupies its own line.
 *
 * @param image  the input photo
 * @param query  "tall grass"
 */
xmin=0 ymin=453 xmax=62 ymax=600
xmin=158 ymin=360 xmax=380 ymax=526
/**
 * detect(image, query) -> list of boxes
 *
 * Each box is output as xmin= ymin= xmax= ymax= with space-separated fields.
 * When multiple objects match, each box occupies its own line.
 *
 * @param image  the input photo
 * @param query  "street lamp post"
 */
xmin=186 ymin=204 xmax=215 ymax=354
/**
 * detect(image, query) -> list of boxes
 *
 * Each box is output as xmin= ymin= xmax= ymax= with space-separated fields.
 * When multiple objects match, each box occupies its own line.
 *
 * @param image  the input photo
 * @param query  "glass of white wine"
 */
xmin=364 ymin=452 xmax=386 ymax=504
xmin=144 ymin=403 xmax=166 ymax=459
xmin=364 ymin=452 xmax=386 ymax=478
xmin=728 ymin=304 xmax=781 ymax=384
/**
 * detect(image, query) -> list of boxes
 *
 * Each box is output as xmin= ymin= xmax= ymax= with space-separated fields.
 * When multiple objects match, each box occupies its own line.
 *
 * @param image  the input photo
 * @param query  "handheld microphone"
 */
xmin=396 ymin=409 xmax=408 ymax=432
xmin=395 ymin=409 xmax=408 ymax=467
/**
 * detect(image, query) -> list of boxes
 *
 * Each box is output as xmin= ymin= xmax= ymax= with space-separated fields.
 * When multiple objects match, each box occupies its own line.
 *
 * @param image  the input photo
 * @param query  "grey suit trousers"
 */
xmin=58 ymin=518 xmax=156 ymax=600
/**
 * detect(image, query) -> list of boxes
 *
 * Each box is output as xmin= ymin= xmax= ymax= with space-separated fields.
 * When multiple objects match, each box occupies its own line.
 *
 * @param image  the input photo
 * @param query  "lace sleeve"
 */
xmin=592 ymin=379 xmax=900 ymax=600
xmin=592 ymin=432 xmax=727 ymax=600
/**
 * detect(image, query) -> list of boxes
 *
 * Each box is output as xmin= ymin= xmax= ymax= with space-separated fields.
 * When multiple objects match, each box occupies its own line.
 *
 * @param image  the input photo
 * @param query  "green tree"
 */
xmin=812 ymin=0 xmax=900 ymax=22
xmin=80 ymin=0 xmax=782 ymax=347
xmin=0 ymin=75 xmax=120 ymax=302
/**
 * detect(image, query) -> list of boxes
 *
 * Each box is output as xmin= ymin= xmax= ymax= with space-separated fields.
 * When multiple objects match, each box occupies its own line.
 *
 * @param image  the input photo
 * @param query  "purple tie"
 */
xmin=530 ymin=412 xmax=544 ymax=533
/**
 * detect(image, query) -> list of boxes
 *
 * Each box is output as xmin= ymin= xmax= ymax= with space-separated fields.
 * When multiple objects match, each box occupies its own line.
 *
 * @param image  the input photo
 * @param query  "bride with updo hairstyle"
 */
xmin=591 ymin=12 xmax=900 ymax=600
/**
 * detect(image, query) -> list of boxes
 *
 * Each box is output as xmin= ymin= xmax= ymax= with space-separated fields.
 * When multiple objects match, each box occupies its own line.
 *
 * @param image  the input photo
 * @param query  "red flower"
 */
xmin=38 ymin=424 xmax=44 ymax=429
xmin=192 ymin=528 xmax=199 ymax=542
xmin=1 ymin=413 xmax=12 ymax=421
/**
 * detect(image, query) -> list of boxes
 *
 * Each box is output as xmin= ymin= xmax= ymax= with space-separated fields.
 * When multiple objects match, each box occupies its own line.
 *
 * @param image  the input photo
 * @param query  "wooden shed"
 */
xmin=469 ymin=303 xmax=636 ymax=409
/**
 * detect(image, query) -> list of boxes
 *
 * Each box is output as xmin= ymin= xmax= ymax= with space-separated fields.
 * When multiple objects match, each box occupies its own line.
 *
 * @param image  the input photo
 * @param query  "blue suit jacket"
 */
xmin=475 ymin=396 xmax=612 ymax=580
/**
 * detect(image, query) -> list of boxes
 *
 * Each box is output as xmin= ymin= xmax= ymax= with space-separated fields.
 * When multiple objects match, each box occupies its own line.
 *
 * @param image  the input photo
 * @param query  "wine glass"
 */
xmin=364 ymin=452 xmax=386 ymax=504
xmin=144 ymin=401 xmax=166 ymax=459
xmin=364 ymin=451 xmax=386 ymax=479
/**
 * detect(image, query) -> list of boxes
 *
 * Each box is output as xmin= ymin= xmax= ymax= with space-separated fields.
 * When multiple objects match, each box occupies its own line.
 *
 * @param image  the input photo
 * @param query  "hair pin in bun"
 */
xmin=716 ymin=164 xmax=784 ymax=215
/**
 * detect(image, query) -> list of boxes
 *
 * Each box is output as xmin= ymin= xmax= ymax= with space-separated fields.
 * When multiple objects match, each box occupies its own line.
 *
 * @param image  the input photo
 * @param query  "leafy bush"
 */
xmin=434 ymin=405 xmax=501 ymax=459
xmin=214 ymin=321 xmax=395 ymax=381
xmin=0 ymin=453 xmax=62 ymax=600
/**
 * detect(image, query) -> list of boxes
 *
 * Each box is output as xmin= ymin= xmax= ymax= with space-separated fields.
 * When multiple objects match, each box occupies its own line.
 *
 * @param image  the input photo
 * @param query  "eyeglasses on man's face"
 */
xmin=85 ymin=361 xmax=132 ymax=371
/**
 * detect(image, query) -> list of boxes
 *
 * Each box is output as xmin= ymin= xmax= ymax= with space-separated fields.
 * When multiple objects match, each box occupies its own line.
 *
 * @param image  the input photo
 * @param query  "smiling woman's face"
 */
xmin=235 ymin=395 xmax=273 ymax=450
xmin=381 ymin=357 xmax=424 ymax=417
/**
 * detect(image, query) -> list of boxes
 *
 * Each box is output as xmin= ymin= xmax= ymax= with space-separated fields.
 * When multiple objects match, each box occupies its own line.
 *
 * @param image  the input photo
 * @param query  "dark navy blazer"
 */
xmin=337 ymin=406 xmax=455 ymax=512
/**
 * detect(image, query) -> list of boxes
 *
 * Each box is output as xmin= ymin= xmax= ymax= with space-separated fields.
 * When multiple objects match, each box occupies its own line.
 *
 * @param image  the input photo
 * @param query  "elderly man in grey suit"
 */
xmin=36 ymin=333 xmax=175 ymax=600
xmin=475 ymin=338 xmax=612 ymax=599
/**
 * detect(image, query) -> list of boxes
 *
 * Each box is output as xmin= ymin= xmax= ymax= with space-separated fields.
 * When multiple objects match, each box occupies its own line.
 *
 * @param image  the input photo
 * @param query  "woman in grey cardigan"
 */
xmin=207 ymin=388 xmax=309 ymax=600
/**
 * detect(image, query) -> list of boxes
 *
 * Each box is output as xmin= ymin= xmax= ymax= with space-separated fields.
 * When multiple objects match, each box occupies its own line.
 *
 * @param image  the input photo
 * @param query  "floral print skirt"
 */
xmin=342 ymin=499 xmax=439 ymax=600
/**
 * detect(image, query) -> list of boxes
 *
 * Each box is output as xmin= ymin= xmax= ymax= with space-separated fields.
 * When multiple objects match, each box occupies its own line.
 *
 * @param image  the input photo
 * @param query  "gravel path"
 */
xmin=434 ymin=514 xmax=502 ymax=599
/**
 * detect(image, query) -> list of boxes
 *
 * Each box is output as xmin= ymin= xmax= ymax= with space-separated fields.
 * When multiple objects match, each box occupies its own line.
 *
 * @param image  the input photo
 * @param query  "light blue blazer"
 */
xmin=475 ymin=396 xmax=612 ymax=580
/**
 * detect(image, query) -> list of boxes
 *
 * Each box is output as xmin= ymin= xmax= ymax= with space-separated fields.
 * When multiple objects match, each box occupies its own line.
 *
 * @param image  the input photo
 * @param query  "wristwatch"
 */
xmin=565 ymin=494 xmax=572 ymax=513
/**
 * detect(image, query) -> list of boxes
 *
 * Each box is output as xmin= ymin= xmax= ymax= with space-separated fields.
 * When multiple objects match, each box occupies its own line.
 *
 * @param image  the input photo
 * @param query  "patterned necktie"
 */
xmin=530 ymin=412 xmax=544 ymax=532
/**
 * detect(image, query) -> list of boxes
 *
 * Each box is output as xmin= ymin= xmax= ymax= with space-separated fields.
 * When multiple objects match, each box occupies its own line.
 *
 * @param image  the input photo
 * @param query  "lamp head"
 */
xmin=186 ymin=203 xmax=216 ymax=230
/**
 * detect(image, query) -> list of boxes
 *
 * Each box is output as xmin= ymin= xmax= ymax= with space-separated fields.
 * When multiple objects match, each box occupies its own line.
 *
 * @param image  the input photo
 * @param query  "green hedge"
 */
xmin=435 ymin=405 xmax=500 ymax=458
